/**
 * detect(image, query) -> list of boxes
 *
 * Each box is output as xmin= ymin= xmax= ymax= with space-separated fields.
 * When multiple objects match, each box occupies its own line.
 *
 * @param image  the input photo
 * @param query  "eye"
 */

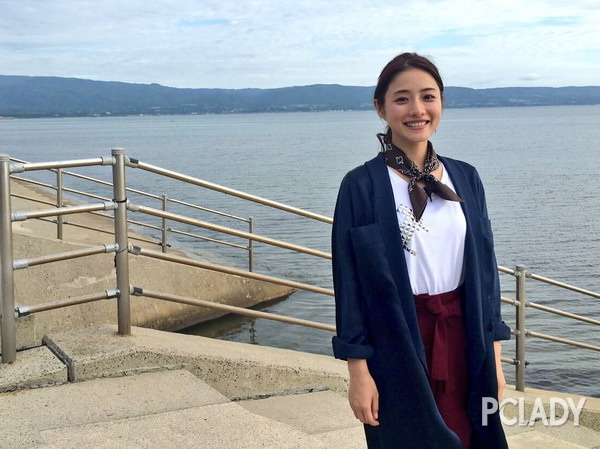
xmin=394 ymin=97 xmax=409 ymax=103
xmin=423 ymin=94 xmax=437 ymax=101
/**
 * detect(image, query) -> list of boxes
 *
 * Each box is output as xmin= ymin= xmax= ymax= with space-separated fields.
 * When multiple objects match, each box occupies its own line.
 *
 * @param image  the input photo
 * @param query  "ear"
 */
xmin=373 ymin=99 xmax=385 ymax=119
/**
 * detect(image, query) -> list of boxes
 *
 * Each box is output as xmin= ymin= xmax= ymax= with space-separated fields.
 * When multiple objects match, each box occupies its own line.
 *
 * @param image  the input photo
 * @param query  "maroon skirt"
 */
xmin=414 ymin=287 xmax=472 ymax=449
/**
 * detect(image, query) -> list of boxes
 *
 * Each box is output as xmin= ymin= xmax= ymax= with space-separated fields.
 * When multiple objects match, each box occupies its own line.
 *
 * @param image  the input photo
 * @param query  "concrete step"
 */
xmin=505 ymin=423 xmax=600 ymax=449
xmin=39 ymin=402 xmax=328 ymax=449
xmin=0 ymin=368 xmax=335 ymax=449
xmin=238 ymin=390 xmax=366 ymax=449
xmin=238 ymin=389 xmax=599 ymax=449
xmin=507 ymin=430 xmax=593 ymax=449
xmin=2 ymin=366 xmax=597 ymax=449
xmin=0 ymin=369 xmax=229 ymax=449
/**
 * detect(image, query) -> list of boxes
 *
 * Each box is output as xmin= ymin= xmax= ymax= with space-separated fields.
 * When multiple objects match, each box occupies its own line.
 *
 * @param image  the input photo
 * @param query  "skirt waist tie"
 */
xmin=414 ymin=288 xmax=463 ymax=392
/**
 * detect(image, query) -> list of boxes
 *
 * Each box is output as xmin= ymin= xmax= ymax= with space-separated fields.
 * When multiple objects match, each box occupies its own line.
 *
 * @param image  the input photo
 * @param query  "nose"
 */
xmin=410 ymin=99 xmax=426 ymax=116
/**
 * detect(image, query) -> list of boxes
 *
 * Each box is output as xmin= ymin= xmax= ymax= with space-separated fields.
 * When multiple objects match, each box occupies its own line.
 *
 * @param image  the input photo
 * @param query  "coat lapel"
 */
xmin=364 ymin=154 xmax=428 ymax=371
xmin=439 ymin=156 xmax=487 ymax=373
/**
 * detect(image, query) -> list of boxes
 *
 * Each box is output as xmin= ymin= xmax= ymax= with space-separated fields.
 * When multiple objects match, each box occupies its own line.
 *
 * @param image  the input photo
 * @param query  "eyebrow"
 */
xmin=392 ymin=87 xmax=438 ymax=95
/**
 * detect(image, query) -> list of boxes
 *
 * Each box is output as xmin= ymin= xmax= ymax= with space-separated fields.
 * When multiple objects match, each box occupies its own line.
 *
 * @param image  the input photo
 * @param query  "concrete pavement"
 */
xmin=1 ymin=324 xmax=598 ymax=449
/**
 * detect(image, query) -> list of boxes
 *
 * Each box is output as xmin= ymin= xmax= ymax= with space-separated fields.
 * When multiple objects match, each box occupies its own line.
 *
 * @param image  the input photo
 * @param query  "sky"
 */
xmin=1 ymin=0 xmax=598 ymax=90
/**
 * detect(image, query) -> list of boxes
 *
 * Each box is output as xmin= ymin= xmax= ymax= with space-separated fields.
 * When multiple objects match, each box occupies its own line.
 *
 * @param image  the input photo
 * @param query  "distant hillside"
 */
xmin=0 ymin=75 xmax=598 ymax=117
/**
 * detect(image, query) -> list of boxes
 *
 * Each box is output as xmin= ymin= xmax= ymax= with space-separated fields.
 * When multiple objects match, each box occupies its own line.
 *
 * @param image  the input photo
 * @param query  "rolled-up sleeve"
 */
xmin=490 ymin=250 xmax=511 ymax=341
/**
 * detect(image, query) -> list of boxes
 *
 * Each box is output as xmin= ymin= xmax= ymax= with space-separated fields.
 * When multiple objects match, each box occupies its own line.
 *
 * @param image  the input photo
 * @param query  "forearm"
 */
xmin=494 ymin=341 xmax=506 ymax=399
xmin=348 ymin=358 xmax=370 ymax=376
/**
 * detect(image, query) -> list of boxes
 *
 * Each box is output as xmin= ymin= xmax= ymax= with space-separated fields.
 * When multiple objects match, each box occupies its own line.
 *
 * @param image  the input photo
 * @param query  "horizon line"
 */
xmin=0 ymin=74 xmax=598 ymax=91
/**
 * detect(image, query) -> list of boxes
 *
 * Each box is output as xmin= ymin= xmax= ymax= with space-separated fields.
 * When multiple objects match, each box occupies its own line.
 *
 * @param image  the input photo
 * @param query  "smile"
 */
xmin=405 ymin=121 xmax=429 ymax=128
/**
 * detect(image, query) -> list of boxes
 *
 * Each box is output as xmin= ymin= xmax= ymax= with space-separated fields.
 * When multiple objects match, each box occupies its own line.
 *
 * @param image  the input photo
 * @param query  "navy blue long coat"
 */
xmin=332 ymin=153 xmax=511 ymax=449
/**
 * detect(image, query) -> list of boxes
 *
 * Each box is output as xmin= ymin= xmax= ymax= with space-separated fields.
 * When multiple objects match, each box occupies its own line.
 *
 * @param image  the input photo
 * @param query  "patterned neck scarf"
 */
xmin=378 ymin=133 xmax=463 ymax=221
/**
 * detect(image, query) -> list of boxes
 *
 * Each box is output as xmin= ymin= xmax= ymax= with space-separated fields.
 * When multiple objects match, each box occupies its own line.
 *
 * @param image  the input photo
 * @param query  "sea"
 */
xmin=1 ymin=105 xmax=599 ymax=397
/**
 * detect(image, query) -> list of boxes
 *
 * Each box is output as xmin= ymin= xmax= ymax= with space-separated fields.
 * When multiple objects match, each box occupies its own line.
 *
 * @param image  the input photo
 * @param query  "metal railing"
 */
xmin=8 ymin=156 xmax=257 ymax=270
xmin=1 ymin=150 xmax=598 ymax=393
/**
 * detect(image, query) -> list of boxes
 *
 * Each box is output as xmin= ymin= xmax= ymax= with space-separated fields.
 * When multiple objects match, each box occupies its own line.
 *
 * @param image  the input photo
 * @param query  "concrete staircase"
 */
xmin=0 ymin=369 xmax=363 ymax=449
xmin=1 ymin=325 xmax=598 ymax=449
xmin=1 ymin=369 xmax=598 ymax=449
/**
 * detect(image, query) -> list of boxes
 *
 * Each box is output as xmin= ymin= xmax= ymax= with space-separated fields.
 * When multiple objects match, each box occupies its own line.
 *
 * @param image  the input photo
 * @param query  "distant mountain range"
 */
xmin=0 ymin=75 xmax=598 ymax=118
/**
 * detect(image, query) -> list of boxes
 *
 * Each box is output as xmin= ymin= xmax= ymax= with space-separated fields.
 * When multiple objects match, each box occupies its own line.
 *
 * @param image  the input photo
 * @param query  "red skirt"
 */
xmin=414 ymin=287 xmax=472 ymax=449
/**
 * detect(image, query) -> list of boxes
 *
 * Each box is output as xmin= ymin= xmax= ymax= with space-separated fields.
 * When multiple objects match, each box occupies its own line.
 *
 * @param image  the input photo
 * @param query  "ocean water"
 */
xmin=1 ymin=105 xmax=599 ymax=397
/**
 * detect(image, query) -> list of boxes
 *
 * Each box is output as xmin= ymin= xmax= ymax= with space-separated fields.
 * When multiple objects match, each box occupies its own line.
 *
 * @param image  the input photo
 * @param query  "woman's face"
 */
xmin=375 ymin=68 xmax=443 ymax=153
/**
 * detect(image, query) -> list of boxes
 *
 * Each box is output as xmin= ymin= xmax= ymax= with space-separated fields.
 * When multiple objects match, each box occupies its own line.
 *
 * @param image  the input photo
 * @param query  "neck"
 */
xmin=392 ymin=139 xmax=429 ymax=170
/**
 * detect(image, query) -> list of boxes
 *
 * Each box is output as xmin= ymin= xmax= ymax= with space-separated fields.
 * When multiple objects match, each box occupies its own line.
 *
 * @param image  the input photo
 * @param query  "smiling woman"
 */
xmin=331 ymin=52 xmax=511 ymax=449
xmin=373 ymin=69 xmax=443 ymax=161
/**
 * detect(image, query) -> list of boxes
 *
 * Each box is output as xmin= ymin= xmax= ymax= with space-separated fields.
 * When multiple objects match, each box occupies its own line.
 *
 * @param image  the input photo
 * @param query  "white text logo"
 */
xmin=482 ymin=397 xmax=586 ymax=426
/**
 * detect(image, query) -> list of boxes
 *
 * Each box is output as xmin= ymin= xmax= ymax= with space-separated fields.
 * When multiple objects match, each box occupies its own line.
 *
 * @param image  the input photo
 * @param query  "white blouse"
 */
xmin=387 ymin=165 xmax=466 ymax=295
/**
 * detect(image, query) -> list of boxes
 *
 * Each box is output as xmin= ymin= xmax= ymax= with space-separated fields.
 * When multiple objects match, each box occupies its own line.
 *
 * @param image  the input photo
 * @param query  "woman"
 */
xmin=331 ymin=52 xmax=511 ymax=449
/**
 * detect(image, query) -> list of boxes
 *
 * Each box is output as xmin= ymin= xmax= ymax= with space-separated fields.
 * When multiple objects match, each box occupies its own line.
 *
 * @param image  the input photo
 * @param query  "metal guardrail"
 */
xmin=1 ymin=150 xmax=598 ymax=394
xmin=9 ymin=158 xmax=257 ymax=270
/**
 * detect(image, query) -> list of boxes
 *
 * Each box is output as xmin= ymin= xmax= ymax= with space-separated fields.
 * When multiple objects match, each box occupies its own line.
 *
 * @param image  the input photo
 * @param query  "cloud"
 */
xmin=520 ymin=73 xmax=542 ymax=81
xmin=0 ymin=0 xmax=598 ymax=89
xmin=179 ymin=19 xmax=233 ymax=27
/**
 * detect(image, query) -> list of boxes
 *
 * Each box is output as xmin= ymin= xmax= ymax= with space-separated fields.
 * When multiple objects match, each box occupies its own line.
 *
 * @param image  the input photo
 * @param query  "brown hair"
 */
xmin=373 ymin=52 xmax=444 ymax=106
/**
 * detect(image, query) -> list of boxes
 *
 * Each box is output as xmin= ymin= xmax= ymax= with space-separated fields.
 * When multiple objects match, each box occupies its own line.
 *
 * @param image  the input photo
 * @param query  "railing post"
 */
xmin=161 ymin=194 xmax=168 ymax=253
xmin=0 ymin=155 xmax=17 ymax=363
xmin=56 ymin=168 xmax=64 ymax=240
xmin=248 ymin=217 xmax=254 ymax=272
xmin=112 ymin=148 xmax=131 ymax=335
xmin=515 ymin=264 xmax=527 ymax=391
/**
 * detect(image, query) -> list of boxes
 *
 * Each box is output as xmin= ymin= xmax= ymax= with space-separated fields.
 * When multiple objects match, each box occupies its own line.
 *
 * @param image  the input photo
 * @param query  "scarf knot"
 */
xmin=378 ymin=133 xmax=463 ymax=221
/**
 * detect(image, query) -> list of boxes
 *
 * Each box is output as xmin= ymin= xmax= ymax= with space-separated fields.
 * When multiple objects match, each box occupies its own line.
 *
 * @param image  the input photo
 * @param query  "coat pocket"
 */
xmin=349 ymin=223 xmax=397 ymax=298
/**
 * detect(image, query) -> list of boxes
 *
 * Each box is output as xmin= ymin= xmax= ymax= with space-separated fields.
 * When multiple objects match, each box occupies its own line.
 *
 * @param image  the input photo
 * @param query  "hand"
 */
xmin=493 ymin=341 xmax=506 ymax=399
xmin=347 ymin=358 xmax=380 ymax=426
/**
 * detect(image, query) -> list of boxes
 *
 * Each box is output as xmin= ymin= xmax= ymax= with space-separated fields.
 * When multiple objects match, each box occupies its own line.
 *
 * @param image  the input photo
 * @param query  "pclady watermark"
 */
xmin=482 ymin=397 xmax=586 ymax=426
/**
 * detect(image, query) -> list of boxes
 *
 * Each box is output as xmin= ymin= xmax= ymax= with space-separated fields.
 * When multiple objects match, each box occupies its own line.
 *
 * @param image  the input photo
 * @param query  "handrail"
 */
xmin=129 ymin=203 xmax=332 ymax=260
xmin=34 ymin=214 xmax=159 ymax=247
xmin=10 ymin=157 xmax=113 ymax=173
xmin=11 ymin=202 xmax=116 ymax=221
xmin=60 ymin=169 xmax=164 ymax=201
xmin=16 ymin=290 xmax=119 ymax=317
xmin=134 ymin=287 xmax=336 ymax=332
xmin=11 ymin=163 xmax=254 ymax=258
xmin=9 ymin=184 xmax=249 ymax=259
xmin=131 ymin=245 xmax=334 ymax=297
xmin=497 ymin=265 xmax=516 ymax=276
xmin=527 ymin=272 xmax=600 ymax=299
xmin=13 ymin=243 xmax=118 ymax=270
xmin=526 ymin=301 xmax=600 ymax=325
xmin=169 ymin=228 xmax=249 ymax=250
xmin=167 ymin=197 xmax=250 ymax=223
xmin=526 ymin=330 xmax=600 ymax=352
xmin=131 ymin=158 xmax=334 ymax=224
xmin=10 ymin=193 xmax=56 ymax=207
xmin=63 ymin=186 xmax=110 ymax=202
xmin=9 ymin=175 xmax=56 ymax=191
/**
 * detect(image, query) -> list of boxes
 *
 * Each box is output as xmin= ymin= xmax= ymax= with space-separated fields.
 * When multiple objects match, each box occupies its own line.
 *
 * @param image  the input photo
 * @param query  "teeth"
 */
xmin=406 ymin=121 xmax=427 ymax=127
